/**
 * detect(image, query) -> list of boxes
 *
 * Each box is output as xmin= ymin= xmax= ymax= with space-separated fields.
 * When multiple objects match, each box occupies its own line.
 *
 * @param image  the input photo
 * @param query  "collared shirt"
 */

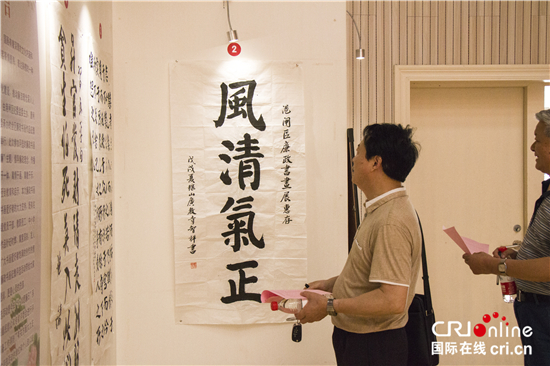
xmin=364 ymin=186 xmax=406 ymax=210
xmin=332 ymin=189 xmax=422 ymax=334
xmin=516 ymin=179 xmax=550 ymax=295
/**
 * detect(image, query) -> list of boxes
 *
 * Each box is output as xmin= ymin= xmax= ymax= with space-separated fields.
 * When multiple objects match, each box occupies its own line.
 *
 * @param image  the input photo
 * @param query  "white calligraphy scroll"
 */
xmin=1 ymin=2 xmax=42 ymax=366
xmin=170 ymin=61 xmax=307 ymax=324
xmin=88 ymin=37 xmax=115 ymax=363
xmin=49 ymin=3 xmax=92 ymax=364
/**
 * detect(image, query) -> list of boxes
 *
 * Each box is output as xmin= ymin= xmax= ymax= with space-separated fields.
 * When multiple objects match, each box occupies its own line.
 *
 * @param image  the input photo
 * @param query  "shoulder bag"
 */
xmin=405 ymin=215 xmax=439 ymax=366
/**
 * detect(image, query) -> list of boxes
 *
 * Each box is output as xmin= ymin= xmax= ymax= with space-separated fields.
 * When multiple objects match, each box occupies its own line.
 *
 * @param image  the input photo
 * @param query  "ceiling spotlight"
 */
xmin=227 ymin=29 xmax=238 ymax=43
xmin=347 ymin=10 xmax=364 ymax=60
xmin=225 ymin=1 xmax=238 ymax=43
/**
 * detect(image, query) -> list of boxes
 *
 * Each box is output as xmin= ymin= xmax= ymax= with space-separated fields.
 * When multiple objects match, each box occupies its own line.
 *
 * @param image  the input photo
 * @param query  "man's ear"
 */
xmin=371 ymin=156 xmax=382 ymax=169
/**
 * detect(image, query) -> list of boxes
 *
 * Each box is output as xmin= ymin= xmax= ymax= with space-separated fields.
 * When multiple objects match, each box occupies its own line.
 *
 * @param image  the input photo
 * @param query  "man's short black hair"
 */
xmin=362 ymin=123 xmax=420 ymax=182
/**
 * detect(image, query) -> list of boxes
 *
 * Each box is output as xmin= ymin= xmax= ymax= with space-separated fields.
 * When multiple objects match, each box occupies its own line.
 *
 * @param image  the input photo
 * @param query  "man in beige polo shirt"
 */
xmin=296 ymin=123 xmax=422 ymax=366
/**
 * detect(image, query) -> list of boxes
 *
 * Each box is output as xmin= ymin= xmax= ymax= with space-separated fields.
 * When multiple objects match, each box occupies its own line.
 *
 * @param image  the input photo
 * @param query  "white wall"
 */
xmin=112 ymin=2 xmax=348 ymax=365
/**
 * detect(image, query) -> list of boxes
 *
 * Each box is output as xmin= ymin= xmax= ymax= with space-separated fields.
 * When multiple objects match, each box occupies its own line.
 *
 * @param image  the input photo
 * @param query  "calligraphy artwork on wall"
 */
xmin=170 ymin=61 xmax=306 ymax=324
xmin=1 ymin=2 xmax=42 ymax=365
xmin=88 ymin=38 xmax=115 ymax=363
xmin=49 ymin=3 xmax=92 ymax=364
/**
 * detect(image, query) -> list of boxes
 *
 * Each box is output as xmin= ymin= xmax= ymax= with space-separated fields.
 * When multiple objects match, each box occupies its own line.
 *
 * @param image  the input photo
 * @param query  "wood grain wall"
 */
xmin=347 ymin=1 xmax=550 ymax=128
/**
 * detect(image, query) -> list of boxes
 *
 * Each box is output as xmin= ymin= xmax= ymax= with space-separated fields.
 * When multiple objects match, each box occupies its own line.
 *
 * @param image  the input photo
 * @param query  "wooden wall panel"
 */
xmin=347 ymin=0 xmax=550 ymax=129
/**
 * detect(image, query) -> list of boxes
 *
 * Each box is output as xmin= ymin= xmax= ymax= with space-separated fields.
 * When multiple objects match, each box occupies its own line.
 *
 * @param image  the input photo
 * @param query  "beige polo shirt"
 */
xmin=332 ymin=189 xmax=422 ymax=334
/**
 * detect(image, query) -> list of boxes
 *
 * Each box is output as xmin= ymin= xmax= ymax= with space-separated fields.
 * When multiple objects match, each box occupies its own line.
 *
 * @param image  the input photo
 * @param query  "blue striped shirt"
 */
xmin=516 ymin=179 xmax=550 ymax=295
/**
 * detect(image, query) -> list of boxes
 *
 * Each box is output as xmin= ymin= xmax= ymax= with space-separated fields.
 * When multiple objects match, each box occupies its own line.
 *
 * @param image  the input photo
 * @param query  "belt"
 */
xmin=517 ymin=290 xmax=550 ymax=303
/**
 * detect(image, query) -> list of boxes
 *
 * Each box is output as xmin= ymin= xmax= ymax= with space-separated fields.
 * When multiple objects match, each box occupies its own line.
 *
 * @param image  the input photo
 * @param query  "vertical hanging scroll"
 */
xmin=170 ymin=61 xmax=307 ymax=324
xmin=88 ymin=37 xmax=114 ymax=363
xmin=1 ymin=2 xmax=42 ymax=365
xmin=49 ymin=3 xmax=91 ymax=364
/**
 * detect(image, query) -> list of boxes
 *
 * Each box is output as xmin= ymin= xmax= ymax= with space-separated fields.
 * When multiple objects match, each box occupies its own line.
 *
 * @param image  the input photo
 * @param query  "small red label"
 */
xmin=227 ymin=42 xmax=241 ymax=57
xmin=501 ymin=281 xmax=517 ymax=295
xmin=190 ymin=262 xmax=197 ymax=269
xmin=99 ymin=23 xmax=102 ymax=39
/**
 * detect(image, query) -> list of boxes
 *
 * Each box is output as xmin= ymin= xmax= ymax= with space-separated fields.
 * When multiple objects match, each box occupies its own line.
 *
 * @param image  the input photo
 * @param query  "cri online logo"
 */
xmin=432 ymin=312 xmax=533 ymax=338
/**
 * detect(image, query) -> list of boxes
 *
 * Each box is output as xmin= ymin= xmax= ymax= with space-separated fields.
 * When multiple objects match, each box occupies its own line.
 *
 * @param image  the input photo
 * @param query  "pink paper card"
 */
xmin=261 ymin=289 xmax=331 ymax=303
xmin=443 ymin=226 xmax=490 ymax=254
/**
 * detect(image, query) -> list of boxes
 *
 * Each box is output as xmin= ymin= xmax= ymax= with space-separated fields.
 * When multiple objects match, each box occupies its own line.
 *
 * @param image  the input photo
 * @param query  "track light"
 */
xmin=225 ymin=1 xmax=238 ymax=43
xmin=347 ymin=10 xmax=364 ymax=60
xmin=227 ymin=29 xmax=238 ymax=43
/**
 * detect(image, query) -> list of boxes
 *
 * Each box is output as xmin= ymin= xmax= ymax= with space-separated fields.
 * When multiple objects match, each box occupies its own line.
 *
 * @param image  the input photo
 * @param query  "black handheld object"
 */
xmin=292 ymin=322 xmax=302 ymax=342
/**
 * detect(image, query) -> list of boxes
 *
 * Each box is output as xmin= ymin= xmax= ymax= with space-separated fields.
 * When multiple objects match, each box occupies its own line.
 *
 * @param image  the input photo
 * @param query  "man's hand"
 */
xmin=463 ymin=252 xmax=498 ymax=275
xmin=492 ymin=247 xmax=517 ymax=259
xmin=295 ymin=291 xmax=328 ymax=324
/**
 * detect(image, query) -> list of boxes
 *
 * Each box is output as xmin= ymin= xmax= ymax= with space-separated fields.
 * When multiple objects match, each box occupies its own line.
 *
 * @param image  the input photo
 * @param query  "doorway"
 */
xmin=408 ymin=82 xmax=526 ymax=365
xmin=394 ymin=65 xmax=547 ymax=365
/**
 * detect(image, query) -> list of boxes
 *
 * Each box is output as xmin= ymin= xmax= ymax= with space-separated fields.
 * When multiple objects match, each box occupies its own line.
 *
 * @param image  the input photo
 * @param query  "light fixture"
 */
xmin=347 ymin=10 xmax=364 ymax=60
xmin=228 ymin=29 xmax=238 ymax=43
xmin=225 ymin=1 xmax=238 ymax=43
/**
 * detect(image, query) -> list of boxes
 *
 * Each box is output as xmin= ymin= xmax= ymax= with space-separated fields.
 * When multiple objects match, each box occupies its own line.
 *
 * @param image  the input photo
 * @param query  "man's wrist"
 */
xmin=498 ymin=258 xmax=509 ymax=275
xmin=326 ymin=296 xmax=337 ymax=316
xmin=491 ymin=257 xmax=503 ymax=275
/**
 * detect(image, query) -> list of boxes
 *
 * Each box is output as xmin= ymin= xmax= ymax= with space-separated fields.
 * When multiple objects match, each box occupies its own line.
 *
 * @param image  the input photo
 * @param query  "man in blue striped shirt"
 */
xmin=464 ymin=109 xmax=550 ymax=366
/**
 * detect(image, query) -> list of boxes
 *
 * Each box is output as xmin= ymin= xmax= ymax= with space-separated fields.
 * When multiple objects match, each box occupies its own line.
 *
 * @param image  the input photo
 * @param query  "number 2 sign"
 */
xmin=227 ymin=42 xmax=241 ymax=57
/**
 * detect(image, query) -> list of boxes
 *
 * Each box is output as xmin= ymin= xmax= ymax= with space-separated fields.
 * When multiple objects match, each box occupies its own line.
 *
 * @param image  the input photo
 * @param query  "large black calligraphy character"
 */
xmin=63 ymin=309 xmax=71 ymax=351
xmin=74 ymin=253 xmax=81 ymax=293
xmin=73 ymin=210 xmax=80 ymax=249
xmin=220 ymin=196 xmax=265 ymax=252
xmin=70 ymin=79 xmax=78 ymax=118
xmin=69 ymin=33 xmax=75 ymax=73
xmin=219 ymin=133 xmax=264 ymax=190
xmin=58 ymin=25 xmax=66 ymax=70
xmin=61 ymin=166 xmax=70 ymax=203
xmin=220 ymin=260 xmax=261 ymax=303
xmin=63 ymin=212 xmax=70 ymax=255
xmin=64 ymin=266 xmax=72 ymax=302
xmin=61 ymin=121 xmax=69 ymax=159
xmin=214 ymin=81 xmax=266 ymax=131
xmin=74 ymin=300 xmax=81 ymax=340
xmin=73 ymin=167 xmax=80 ymax=205
xmin=61 ymin=71 xmax=67 ymax=117
xmin=71 ymin=121 xmax=79 ymax=161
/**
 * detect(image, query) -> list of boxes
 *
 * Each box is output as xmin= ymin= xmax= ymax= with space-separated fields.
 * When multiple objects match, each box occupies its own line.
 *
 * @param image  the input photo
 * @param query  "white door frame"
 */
xmin=394 ymin=64 xmax=550 ymax=227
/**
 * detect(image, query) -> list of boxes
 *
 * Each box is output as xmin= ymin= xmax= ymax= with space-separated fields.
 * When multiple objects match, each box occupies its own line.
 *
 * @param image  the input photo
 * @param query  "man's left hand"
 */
xmin=295 ymin=291 xmax=329 ymax=324
xmin=463 ymin=252 xmax=497 ymax=275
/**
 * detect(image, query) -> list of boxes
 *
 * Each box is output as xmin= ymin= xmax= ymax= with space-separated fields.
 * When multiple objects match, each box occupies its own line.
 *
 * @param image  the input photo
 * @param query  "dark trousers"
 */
xmin=514 ymin=300 xmax=550 ymax=366
xmin=332 ymin=326 xmax=408 ymax=366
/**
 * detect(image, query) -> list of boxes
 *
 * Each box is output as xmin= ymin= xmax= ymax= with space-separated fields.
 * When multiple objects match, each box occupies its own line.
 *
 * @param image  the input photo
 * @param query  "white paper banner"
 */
xmin=88 ymin=37 xmax=115 ymax=363
xmin=49 ymin=3 xmax=91 ymax=365
xmin=170 ymin=61 xmax=307 ymax=324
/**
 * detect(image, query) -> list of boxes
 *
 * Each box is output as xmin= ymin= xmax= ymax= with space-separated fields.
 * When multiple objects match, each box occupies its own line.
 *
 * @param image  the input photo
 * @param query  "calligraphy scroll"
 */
xmin=1 ymin=2 xmax=42 ymax=365
xmin=89 ymin=38 xmax=115 ymax=363
xmin=49 ymin=3 xmax=92 ymax=364
xmin=170 ymin=61 xmax=306 ymax=324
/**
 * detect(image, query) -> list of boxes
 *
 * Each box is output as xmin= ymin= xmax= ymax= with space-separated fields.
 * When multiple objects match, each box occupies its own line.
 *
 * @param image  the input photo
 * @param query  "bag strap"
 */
xmin=416 ymin=212 xmax=434 ymax=315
